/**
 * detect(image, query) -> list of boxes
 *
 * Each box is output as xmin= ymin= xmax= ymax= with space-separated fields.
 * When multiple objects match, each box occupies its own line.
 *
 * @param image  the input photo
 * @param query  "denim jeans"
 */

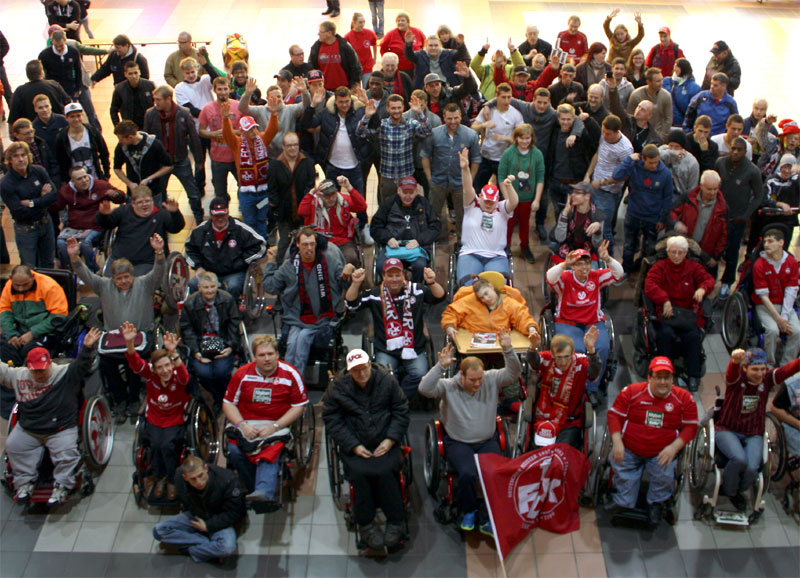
xmin=756 ymin=305 xmax=800 ymax=366
xmin=375 ymin=350 xmax=428 ymax=401
xmin=226 ymin=442 xmax=280 ymax=497
xmin=721 ymin=219 xmax=746 ymax=285
xmin=14 ymin=217 xmax=55 ymax=268
xmin=591 ymin=188 xmax=619 ymax=254
xmin=57 ymin=229 xmax=102 ymax=271
xmin=153 ymin=511 xmax=237 ymax=563
xmin=188 ymin=271 xmax=247 ymax=302
xmin=285 ymin=322 xmax=331 ymax=377
xmin=715 ymin=430 xmax=763 ymax=497
xmin=171 ymin=158 xmax=204 ymax=220
xmin=369 ymin=1 xmax=385 ymax=36
xmin=553 ymin=322 xmax=610 ymax=393
xmin=610 ymin=448 xmax=677 ymax=508
xmin=456 ymin=253 xmax=510 ymax=286
xmin=190 ymin=355 xmax=236 ymax=405
xmin=211 ymin=161 xmax=237 ymax=200
xmin=622 ymin=214 xmax=658 ymax=273
xmin=237 ymin=189 xmax=269 ymax=240
xmin=443 ymin=431 xmax=500 ymax=518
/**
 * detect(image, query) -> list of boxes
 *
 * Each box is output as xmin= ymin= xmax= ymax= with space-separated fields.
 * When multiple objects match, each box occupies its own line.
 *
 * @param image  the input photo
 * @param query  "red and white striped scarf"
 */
xmin=238 ymin=135 xmax=270 ymax=193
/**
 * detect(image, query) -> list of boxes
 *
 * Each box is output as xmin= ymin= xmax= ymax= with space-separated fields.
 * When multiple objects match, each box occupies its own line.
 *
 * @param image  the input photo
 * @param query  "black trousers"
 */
xmin=340 ymin=444 xmax=404 ymax=526
xmin=656 ymin=323 xmax=703 ymax=378
xmin=144 ymin=421 xmax=185 ymax=480
xmin=442 ymin=431 xmax=500 ymax=520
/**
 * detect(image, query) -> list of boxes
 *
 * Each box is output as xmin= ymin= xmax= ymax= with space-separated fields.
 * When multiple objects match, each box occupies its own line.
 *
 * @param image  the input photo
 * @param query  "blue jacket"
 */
xmin=612 ymin=156 xmax=674 ymax=224
xmin=404 ymin=43 xmax=460 ymax=90
xmin=663 ymin=76 xmax=701 ymax=128
xmin=682 ymin=90 xmax=738 ymax=137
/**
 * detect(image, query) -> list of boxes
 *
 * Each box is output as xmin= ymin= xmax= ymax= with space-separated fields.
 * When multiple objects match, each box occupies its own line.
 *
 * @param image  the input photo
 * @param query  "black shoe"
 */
xmin=520 ymin=245 xmax=535 ymax=264
xmin=729 ymin=493 xmax=747 ymax=512
xmin=359 ymin=523 xmax=384 ymax=551
xmin=587 ymin=391 xmax=600 ymax=409
xmin=384 ymin=522 xmax=405 ymax=548
xmin=604 ymin=501 xmax=625 ymax=515
xmin=688 ymin=377 xmax=701 ymax=393
xmin=537 ymin=224 xmax=547 ymax=242
xmin=330 ymin=9 xmax=340 ymax=17
xmin=648 ymin=502 xmax=662 ymax=526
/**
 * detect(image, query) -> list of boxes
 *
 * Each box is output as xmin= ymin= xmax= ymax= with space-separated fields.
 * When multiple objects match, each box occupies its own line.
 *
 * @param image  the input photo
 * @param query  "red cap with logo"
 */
xmin=649 ymin=356 xmax=674 ymax=374
xmin=399 ymin=176 xmax=418 ymax=191
xmin=383 ymin=257 xmax=404 ymax=273
xmin=534 ymin=420 xmax=560 ymax=447
xmin=239 ymin=116 xmax=257 ymax=132
xmin=26 ymin=347 xmax=52 ymax=370
xmin=571 ymin=249 xmax=591 ymax=259
xmin=480 ymin=184 xmax=500 ymax=202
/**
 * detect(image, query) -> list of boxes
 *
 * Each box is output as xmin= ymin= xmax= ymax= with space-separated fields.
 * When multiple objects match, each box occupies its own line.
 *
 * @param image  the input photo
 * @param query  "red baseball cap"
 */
xmin=480 ymin=184 xmax=500 ymax=202
xmin=571 ymin=249 xmax=591 ymax=260
xmin=658 ymin=27 xmax=671 ymax=35
xmin=649 ymin=356 xmax=674 ymax=374
xmin=535 ymin=420 xmax=560 ymax=447
xmin=383 ymin=257 xmax=404 ymax=273
xmin=239 ymin=116 xmax=257 ymax=132
xmin=399 ymin=176 xmax=418 ymax=191
xmin=27 ymin=347 xmax=52 ymax=370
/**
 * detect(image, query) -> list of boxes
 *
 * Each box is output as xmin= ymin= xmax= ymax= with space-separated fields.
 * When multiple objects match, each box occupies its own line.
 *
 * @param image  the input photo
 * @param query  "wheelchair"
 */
xmin=589 ymin=425 xmax=691 ymax=526
xmin=325 ymin=430 xmax=413 ymax=550
xmin=765 ymin=408 xmax=800 ymax=520
xmin=372 ymin=241 xmax=437 ymax=286
xmin=688 ymin=392 xmax=776 ymax=525
xmin=2 ymin=394 xmax=114 ymax=505
xmin=512 ymin=392 xmax=596 ymax=462
xmin=222 ymin=401 xmax=316 ymax=514
xmin=539 ymin=250 xmax=609 ymax=308
xmin=423 ymin=417 xmax=511 ymax=525
xmin=130 ymin=392 xmax=220 ymax=507
xmin=447 ymin=242 xmax=514 ymax=299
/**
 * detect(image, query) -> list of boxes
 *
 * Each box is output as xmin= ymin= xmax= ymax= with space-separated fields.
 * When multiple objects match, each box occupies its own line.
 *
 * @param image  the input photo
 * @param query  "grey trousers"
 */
xmin=6 ymin=425 xmax=80 ymax=488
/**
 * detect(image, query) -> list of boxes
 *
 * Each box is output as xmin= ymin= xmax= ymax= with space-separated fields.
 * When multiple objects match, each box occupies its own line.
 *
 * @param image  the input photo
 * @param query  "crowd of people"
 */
xmin=0 ymin=0 xmax=798 ymax=565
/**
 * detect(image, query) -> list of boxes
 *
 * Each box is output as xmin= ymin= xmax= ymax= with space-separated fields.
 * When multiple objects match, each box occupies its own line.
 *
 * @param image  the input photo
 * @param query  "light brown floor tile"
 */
xmin=575 ymin=552 xmax=608 ymax=578
xmin=533 ymin=528 xmax=573 ymax=554
xmin=535 ymin=553 xmax=578 ymax=578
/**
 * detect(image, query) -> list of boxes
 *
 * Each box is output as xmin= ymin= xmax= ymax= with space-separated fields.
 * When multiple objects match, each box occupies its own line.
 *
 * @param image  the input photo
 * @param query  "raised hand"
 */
xmin=731 ymin=348 xmax=746 ymax=364
xmin=498 ymin=330 xmax=512 ymax=350
xmin=245 ymin=77 xmax=257 ymax=94
xmin=438 ymin=342 xmax=455 ymax=368
xmin=219 ymin=100 xmax=230 ymax=117
xmin=83 ymin=327 xmax=103 ymax=348
xmin=162 ymin=331 xmax=180 ymax=353
xmin=482 ymin=38 xmax=490 ymax=52
xmin=454 ymin=60 xmax=469 ymax=77
xmin=404 ymin=30 xmax=415 ymax=44
xmin=584 ymin=325 xmax=599 ymax=351
xmin=609 ymin=7 xmax=620 ymax=18
xmin=458 ymin=147 xmax=470 ymax=169
xmin=507 ymin=37 xmax=516 ymax=53
xmin=336 ymin=175 xmax=351 ymax=191
xmin=422 ymin=267 xmax=437 ymax=285
xmin=120 ymin=321 xmax=138 ymax=343
xmin=66 ymin=237 xmax=81 ymax=260
xmin=341 ymin=263 xmax=355 ymax=280
xmin=597 ymin=239 xmax=611 ymax=262
xmin=350 ymin=268 xmax=366 ymax=285
xmin=292 ymin=76 xmax=306 ymax=91
xmin=364 ymin=98 xmax=377 ymax=117
xmin=163 ymin=197 xmax=180 ymax=212
xmin=150 ymin=233 xmax=165 ymax=252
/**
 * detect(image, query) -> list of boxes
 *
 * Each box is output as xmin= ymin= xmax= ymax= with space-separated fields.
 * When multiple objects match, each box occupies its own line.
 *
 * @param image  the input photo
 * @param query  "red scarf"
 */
xmin=295 ymin=251 xmax=334 ymax=325
xmin=536 ymin=355 xmax=582 ymax=428
xmin=493 ymin=65 xmax=511 ymax=89
xmin=238 ymin=134 xmax=270 ymax=193
xmin=158 ymin=102 xmax=178 ymax=159
xmin=381 ymin=282 xmax=416 ymax=359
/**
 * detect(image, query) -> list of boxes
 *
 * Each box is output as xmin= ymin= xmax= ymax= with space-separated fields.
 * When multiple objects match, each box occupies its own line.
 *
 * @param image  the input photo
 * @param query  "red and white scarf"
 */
xmin=239 ymin=135 xmax=270 ymax=193
xmin=536 ymin=356 xmax=581 ymax=427
xmin=381 ymin=282 xmax=417 ymax=359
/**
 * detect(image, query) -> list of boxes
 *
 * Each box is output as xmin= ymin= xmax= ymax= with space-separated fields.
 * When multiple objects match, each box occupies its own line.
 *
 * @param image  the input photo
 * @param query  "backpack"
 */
xmin=222 ymin=34 xmax=249 ymax=70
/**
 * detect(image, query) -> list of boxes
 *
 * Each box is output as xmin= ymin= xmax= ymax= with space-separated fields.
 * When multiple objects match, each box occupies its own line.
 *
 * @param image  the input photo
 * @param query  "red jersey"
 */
xmin=751 ymin=251 xmax=799 ymax=306
xmin=534 ymin=351 xmax=588 ymax=430
xmin=223 ymin=360 xmax=308 ymax=421
xmin=607 ymin=382 xmax=698 ymax=458
xmin=345 ymin=29 xmax=377 ymax=76
xmin=126 ymin=352 xmax=191 ymax=429
xmin=550 ymin=269 xmax=615 ymax=325
xmin=318 ymin=42 xmax=349 ymax=91
xmin=556 ymin=31 xmax=589 ymax=61
xmin=717 ymin=358 xmax=800 ymax=437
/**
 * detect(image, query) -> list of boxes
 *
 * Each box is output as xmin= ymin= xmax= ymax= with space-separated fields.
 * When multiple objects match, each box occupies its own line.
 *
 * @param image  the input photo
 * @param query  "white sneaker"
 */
xmin=718 ymin=283 xmax=730 ymax=299
xmin=14 ymin=482 xmax=35 ymax=502
xmin=361 ymin=224 xmax=375 ymax=246
xmin=47 ymin=483 xmax=70 ymax=506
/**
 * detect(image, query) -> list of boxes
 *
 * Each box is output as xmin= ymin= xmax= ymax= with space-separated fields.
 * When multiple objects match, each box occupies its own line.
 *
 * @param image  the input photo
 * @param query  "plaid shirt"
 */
xmin=356 ymin=113 xmax=431 ymax=179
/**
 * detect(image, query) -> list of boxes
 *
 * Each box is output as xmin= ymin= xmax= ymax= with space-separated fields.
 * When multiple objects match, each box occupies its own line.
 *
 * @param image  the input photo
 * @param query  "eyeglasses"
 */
xmin=292 ymin=51 xmax=304 ymax=56
xmin=284 ymin=143 xmax=300 ymax=148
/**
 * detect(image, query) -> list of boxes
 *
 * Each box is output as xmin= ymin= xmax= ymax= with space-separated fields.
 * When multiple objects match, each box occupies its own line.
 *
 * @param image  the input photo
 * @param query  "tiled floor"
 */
xmin=2 ymin=0 xmax=800 ymax=576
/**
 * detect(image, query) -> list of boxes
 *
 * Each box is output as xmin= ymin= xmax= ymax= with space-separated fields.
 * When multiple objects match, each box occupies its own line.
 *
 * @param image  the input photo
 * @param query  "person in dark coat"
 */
xmin=8 ymin=60 xmax=70 ymax=125
xmin=90 ymin=34 xmax=149 ymax=86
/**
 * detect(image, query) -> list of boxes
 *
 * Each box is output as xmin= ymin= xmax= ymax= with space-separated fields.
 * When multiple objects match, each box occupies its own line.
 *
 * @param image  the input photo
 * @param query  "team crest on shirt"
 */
xmin=586 ymin=282 xmax=596 ymax=291
xmin=758 ymin=384 xmax=765 ymax=393
xmin=577 ymin=291 xmax=586 ymax=300
xmin=158 ymin=394 xmax=168 ymax=404
xmin=665 ymin=402 xmax=674 ymax=412
xmin=228 ymin=239 xmax=237 ymax=248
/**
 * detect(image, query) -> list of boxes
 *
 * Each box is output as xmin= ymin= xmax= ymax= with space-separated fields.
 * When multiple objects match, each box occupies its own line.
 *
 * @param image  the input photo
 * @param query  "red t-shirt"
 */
xmin=126 ymin=351 xmax=191 ymax=429
xmin=556 ymin=30 xmax=589 ymax=61
xmin=345 ymin=29 xmax=377 ymax=75
xmin=223 ymin=360 xmax=308 ymax=421
xmin=318 ymin=42 xmax=349 ymax=91
xmin=607 ymin=382 xmax=698 ymax=458
xmin=550 ymin=269 xmax=616 ymax=325
xmin=751 ymin=252 xmax=799 ymax=305
xmin=212 ymin=225 xmax=228 ymax=246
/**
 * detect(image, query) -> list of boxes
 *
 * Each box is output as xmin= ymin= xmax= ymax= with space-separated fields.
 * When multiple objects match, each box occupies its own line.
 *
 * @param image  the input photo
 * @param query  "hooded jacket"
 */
xmin=300 ymin=96 xmax=371 ymax=165
xmin=52 ymin=176 xmax=125 ymax=231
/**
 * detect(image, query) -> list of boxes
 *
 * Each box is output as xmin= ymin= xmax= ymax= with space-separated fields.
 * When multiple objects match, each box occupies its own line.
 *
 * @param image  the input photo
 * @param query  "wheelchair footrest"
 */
xmin=713 ymin=510 xmax=750 ymax=526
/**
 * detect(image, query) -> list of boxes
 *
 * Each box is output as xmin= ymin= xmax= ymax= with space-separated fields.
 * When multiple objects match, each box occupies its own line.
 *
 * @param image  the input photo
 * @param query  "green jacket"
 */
xmin=470 ymin=50 xmax=525 ymax=100
xmin=498 ymin=145 xmax=545 ymax=202
xmin=0 ymin=272 xmax=69 ymax=338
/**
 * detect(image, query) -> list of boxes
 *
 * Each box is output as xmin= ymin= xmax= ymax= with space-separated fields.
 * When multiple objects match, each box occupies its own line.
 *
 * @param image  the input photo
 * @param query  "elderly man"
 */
xmin=0 ymin=142 xmax=58 ymax=268
xmin=683 ymin=73 xmax=739 ymax=137
xmin=1 ymin=327 xmax=101 ymax=504
xmin=264 ymin=228 xmax=352 ymax=377
xmin=283 ymin=45 xmax=313 ymax=78
xmin=606 ymin=356 xmax=698 ymax=524
xmin=184 ymin=197 xmax=266 ymax=301
xmin=164 ymin=32 xmax=206 ymax=87
xmin=627 ymin=67 xmax=672 ymax=142
xmin=323 ymin=349 xmax=410 ymax=551
xmin=573 ymin=84 xmax=610 ymax=127
xmin=419 ymin=332 xmax=522 ymax=536
xmin=153 ymin=455 xmax=246 ymax=563
xmin=370 ymin=176 xmax=441 ymax=283
xmin=222 ymin=334 xmax=308 ymax=504
xmin=380 ymin=53 xmax=413 ymax=105
xmin=606 ymin=75 xmax=661 ymax=153
xmin=518 ymin=24 xmax=553 ymax=65
xmin=309 ymin=20 xmax=362 ymax=92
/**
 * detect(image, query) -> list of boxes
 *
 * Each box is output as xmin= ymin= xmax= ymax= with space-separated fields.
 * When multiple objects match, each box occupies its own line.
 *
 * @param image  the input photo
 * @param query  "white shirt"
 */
xmin=174 ymin=76 xmax=215 ymax=129
xmin=474 ymin=106 xmax=524 ymax=162
xmin=711 ymin=134 xmax=753 ymax=161
xmin=593 ymin=134 xmax=634 ymax=195
xmin=460 ymin=199 xmax=511 ymax=258
xmin=328 ymin=116 xmax=358 ymax=169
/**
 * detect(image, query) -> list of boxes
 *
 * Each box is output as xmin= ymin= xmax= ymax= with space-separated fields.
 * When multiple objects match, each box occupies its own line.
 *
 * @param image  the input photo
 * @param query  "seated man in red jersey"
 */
xmin=606 ymin=356 xmax=699 ymax=525
xmin=222 ymin=334 xmax=308 ymax=507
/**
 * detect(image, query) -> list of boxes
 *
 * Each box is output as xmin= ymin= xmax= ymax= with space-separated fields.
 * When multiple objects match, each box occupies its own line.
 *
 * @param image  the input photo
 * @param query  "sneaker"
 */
xmin=384 ymin=522 xmax=405 ymax=548
xmin=359 ymin=522 xmax=384 ymax=550
xmin=246 ymin=490 xmax=269 ymax=503
xmin=718 ymin=283 xmax=731 ymax=299
xmin=729 ymin=493 xmax=747 ymax=512
xmin=14 ymin=482 xmax=35 ymax=502
xmin=537 ymin=224 xmax=548 ymax=242
xmin=479 ymin=520 xmax=494 ymax=537
xmin=521 ymin=246 xmax=536 ymax=264
xmin=613 ymin=273 xmax=629 ymax=287
xmin=48 ymin=483 xmax=70 ymax=506
xmin=361 ymin=224 xmax=375 ymax=246
xmin=460 ymin=510 xmax=477 ymax=531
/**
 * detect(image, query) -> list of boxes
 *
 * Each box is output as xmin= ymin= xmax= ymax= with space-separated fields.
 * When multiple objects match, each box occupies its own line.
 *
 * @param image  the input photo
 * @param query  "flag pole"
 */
xmin=474 ymin=454 xmax=507 ymax=572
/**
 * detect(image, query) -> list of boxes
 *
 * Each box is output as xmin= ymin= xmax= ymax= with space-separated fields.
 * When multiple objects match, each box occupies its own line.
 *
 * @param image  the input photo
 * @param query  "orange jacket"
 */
xmin=441 ymin=285 xmax=537 ymax=334
xmin=222 ymin=112 xmax=279 ymax=176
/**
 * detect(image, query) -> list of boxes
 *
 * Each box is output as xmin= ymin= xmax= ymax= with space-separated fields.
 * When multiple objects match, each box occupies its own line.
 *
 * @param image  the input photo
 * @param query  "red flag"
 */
xmin=475 ymin=443 xmax=590 ymax=560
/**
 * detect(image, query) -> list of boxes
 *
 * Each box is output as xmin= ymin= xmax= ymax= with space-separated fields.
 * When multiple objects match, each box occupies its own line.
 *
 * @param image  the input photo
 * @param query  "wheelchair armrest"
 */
xmin=50 ymin=304 xmax=87 ymax=334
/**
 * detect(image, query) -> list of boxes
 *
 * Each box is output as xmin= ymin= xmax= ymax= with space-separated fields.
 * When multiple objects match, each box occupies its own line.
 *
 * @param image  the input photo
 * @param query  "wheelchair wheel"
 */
xmin=423 ymin=420 xmax=442 ymax=496
xmin=633 ymin=350 xmax=650 ymax=380
xmin=448 ymin=251 xmax=457 ymax=299
xmin=675 ymin=439 xmax=691 ymax=495
xmin=401 ymin=433 xmax=413 ymax=488
xmin=164 ymin=252 xmax=191 ymax=310
xmin=721 ymin=291 xmax=749 ymax=352
xmin=541 ymin=253 xmax=555 ymax=303
xmin=498 ymin=416 xmax=512 ymax=458
xmin=239 ymin=321 xmax=254 ymax=363
xmin=632 ymin=309 xmax=646 ymax=351
xmin=131 ymin=414 xmax=146 ymax=467
xmin=243 ymin=262 xmax=266 ymax=321
xmin=294 ymin=403 xmax=316 ymax=468
xmin=188 ymin=398 xmax=220 ymax=464
xmin=603 ymin=316 xmax=618 ymax=383
xmin=591 ymin=427 xmax=611 ymax=507
xmin=583 ymin=401 xmax=595 ymax=460
xmin=689 ymin=423 xmax=711 ymax=490
xmin=325 ymin=432 xmax=346 ymax=510
xmin=539 ymin=308 xmax=554 ymax=350
xmin=100 ymin=229 xmax=117 ymax=277
xmin=765 ymin=412 xmax=787 ymax=483
xmin=82 ymin=395 xmax=114 ymax=468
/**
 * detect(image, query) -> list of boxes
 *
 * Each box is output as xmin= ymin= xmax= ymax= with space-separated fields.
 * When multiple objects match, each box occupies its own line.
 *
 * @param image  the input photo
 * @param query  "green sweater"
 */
xmin=497 ymin=145 xmax=545 ymax=202
xmin=470 ymin=50 xmax=525 ymax=100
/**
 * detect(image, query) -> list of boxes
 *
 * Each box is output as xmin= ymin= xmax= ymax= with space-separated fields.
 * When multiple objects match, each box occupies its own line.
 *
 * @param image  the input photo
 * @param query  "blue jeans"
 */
xmin=57 ymin=229 xmax=102 ymax=272
xmin=715 ymin=430 xmax=763 ymax=497
xmin=591 ymin=188 xmax=619 ymax=254
xmin=456 ymin=253 xmax=510 ymax=286
xmin=226 ymin=442 xmax=280 ymax=497
xmin=443 ymin=431 xmax=500 ymax=519
xmin=553 ymin=321 xmax=610 ymax=393
xmin=783 ymin=422 xmax=800 ymax=456
xmin=610 ymin=448 xmax=677 ymax=507
xmin=153 ymin=511 xmax=237 ymax=563
xmin=171 ymin=158 xmax=204 ymax=220
xmin=369 ymin=1 xmax=385 ymax=36
xmin=622 ymin=214 xmax=658 ymax=273
xmin=14 ymin=217 xmax=55 ymax=268
xmin=188 ymin=270 xmax=247 ymax=302
xmin=285 ymin=321 xmax=331 ymax=377
xmin=190 ymin=355 xmax=236 ymax=405
xmin=721 ymin=219 xmax=746 ymax=285
xmin=211 ymin=160 xmax=236 ymax=200
xmin=237 ymin=189 xmax=269 ymax=240
xmin=375 ymin=350 xmax=428 ymax=401
xmin=376 ymin=249 xmax=427 ymax=283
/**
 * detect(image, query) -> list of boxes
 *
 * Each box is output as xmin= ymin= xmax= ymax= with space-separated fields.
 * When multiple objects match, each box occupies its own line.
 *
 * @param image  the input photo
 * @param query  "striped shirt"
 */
xmin=592 ymin=133 xmax=633 ymax=195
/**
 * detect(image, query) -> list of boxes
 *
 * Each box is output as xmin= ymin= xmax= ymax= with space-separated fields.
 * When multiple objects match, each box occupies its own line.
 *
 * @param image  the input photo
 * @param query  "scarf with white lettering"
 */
xmin=238 ymin=134 xmax=270 ymax=193
xmin=381 ymin=281 xmax=417 ymax=359
xmin=294 ymin=251 xmax=334 ymax=324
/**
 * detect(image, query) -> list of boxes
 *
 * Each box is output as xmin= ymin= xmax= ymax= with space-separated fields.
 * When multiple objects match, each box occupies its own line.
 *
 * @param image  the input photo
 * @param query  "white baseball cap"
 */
xmin=534 ymin=420 xmax=559 ymax=447
xmin=64 ymin=102 xmax=84 ymax=115
xmin=346 ymin=349 xmax=370 ymax=371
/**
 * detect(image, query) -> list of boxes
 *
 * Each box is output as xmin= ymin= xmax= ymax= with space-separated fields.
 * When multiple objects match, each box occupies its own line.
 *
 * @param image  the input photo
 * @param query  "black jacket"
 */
xmin=91 ymin=47 xmax=149 ymax=85
xmin=184 ymin=217 xmax=266 ymax=276
xmin=179 ymin=289 xmax=241 ymax=357
xmin=8 ymin=79 xmax=71 ymax=125
xmin=25 ymin=134 xmax=62 ymax=188
xmin=112 ymin=132 xmax=173 ymax=196
xmin=54 ymin=123 xmax=110 ymax=181
xmin=110 ymin=79 xmax=156 ymax=128
xmin=548 ymin=80 xmax=586 ymax=108
xmin=322 ymin=364 xmax=409 ymax=454
xmin=0 ymin=165 xmax=58 ymax=223
xmin=308 ymin=35 xmax=362 ymax=89
xmin=45 ymin=0 xmax=83 ymax=41
xmin=38 ymin=45 xmax=83 ymax=97
xmin=96 ymin=204 xmax=185 ymax=266
xmin=143 ymin=104 xmax=202 ymax=164
xmin=371 ymin=194 xmax=442 ymax=248
xmin=547 ymin=117 xmax=599 ymax=179
xmin=267 ymin=153 xmax=318 ymax=224
xmin=300 ymin=98 xmax=371 ymax=165
xmin=174 ymin=464 xmax=246 ymax=535
xmin=686 ymin=133 xmax=720 ymax=174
